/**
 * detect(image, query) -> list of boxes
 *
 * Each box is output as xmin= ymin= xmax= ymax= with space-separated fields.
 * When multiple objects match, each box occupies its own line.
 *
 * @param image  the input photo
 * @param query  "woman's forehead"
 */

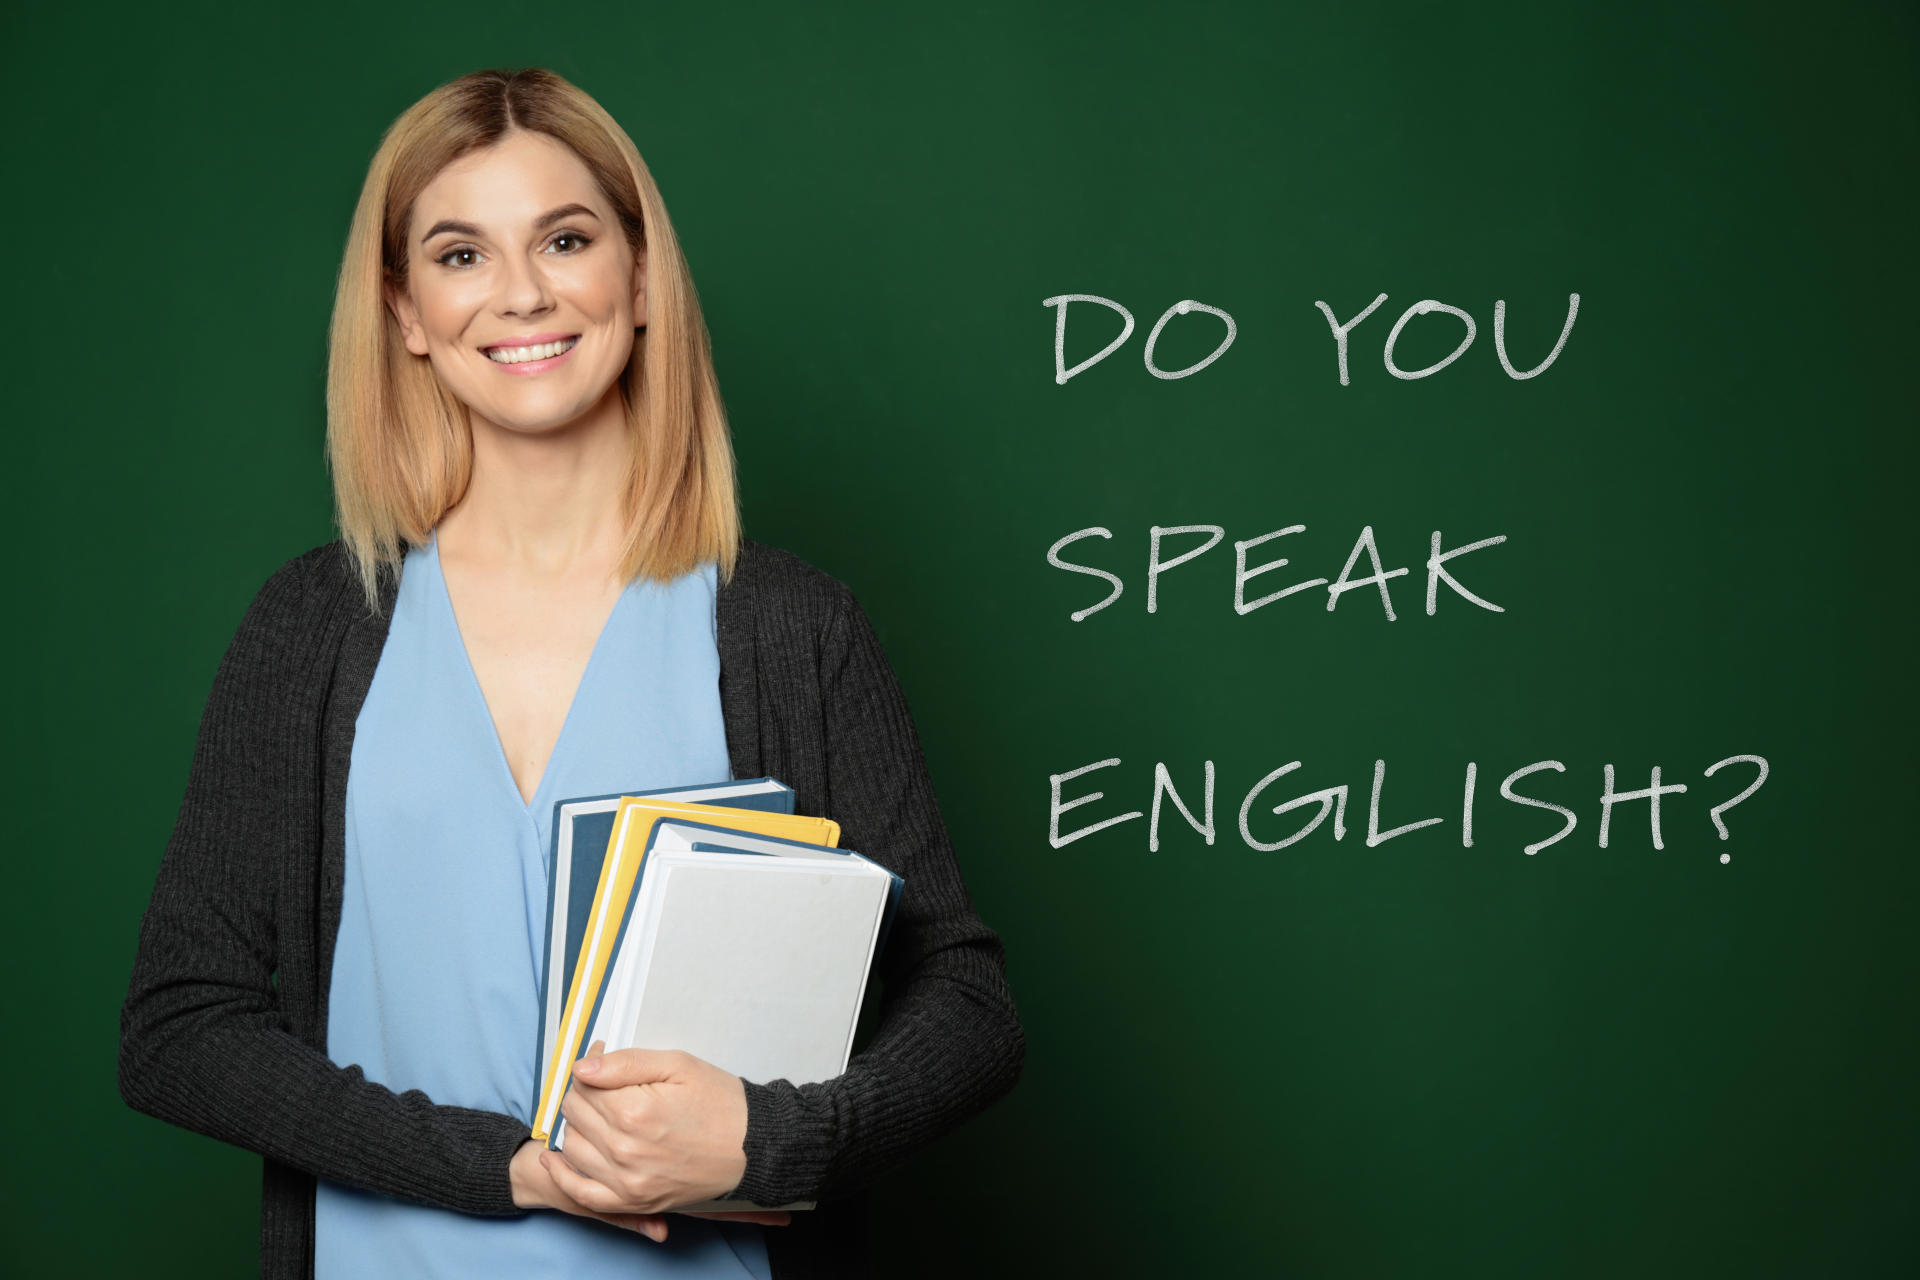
xmin=412 ymin=133 xmax=607 ymax=236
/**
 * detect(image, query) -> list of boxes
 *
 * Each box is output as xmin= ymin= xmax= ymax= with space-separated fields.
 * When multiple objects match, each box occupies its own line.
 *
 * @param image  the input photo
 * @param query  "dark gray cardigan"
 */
xmin=118 ymin=537 xmax=1025 ymax=1279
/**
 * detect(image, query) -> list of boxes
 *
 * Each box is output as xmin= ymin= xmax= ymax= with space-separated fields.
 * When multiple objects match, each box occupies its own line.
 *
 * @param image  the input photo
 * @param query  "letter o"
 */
xmin=1383 ymin=300 xmax=1476 ymax=380
xmin=1143 ymin=300 xmax=1237 ymax=380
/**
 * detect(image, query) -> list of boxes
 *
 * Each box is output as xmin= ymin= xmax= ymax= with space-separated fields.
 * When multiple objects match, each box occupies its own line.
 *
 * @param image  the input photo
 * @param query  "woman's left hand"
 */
xmin=543 ymin=1039 xmax=760 ymax=1221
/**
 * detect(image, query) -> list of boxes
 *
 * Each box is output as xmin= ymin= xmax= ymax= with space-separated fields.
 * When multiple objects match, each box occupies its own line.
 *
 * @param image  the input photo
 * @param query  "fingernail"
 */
xmin=575 ymin=1057 xmax=600 ymax=1075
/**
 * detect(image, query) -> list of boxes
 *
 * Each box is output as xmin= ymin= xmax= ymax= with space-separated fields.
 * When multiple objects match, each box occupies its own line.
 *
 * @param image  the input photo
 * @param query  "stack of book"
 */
xmin=528 ymin=777 xmax=903 ymax=1212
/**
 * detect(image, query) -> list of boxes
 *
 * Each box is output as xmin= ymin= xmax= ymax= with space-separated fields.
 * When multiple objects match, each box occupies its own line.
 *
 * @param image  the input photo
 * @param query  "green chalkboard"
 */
xmin=10 ymin=2 xmax=1913 ymax=1276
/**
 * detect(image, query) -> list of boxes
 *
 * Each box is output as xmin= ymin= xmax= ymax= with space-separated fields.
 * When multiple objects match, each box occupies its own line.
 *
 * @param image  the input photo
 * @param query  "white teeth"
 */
xmin=486 ymin=337 xmax=579 ymax=364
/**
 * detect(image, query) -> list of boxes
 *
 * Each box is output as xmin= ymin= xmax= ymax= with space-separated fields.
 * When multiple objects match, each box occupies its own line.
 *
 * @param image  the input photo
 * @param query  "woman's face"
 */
xmin=387 ymin=128 xmax=645 ymax=437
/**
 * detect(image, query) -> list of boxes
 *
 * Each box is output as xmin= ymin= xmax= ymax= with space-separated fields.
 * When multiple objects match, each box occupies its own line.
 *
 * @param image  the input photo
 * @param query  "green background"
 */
xmin=7 ymin=1 xmax=1915 ymax=1275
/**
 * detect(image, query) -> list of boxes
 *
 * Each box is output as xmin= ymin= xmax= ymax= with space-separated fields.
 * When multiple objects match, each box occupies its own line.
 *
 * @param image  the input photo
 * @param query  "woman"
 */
xmin=117 ymin=66 xmax=1025 ymax=1280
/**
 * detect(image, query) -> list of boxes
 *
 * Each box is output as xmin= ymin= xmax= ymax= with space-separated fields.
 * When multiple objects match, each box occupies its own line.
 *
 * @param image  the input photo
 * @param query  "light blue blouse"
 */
xmin=314 ymin=531 xmax=772 ymax=1280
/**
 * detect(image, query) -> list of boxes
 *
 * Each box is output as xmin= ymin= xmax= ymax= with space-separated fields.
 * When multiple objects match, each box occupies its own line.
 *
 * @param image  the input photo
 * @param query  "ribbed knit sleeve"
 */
xmin=117 ymin=554 xmax=531 ymax=1217
xmin=730 ymin=583 xmax=1027 ymax=1208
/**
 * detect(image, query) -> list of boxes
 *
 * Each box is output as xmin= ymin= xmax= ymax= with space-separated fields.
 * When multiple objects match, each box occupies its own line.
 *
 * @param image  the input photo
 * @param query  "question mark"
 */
xmin=1702 ymin=754 xmax=1769 ymax=863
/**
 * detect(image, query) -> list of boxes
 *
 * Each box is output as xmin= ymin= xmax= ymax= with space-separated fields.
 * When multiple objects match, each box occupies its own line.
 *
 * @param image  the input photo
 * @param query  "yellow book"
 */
xmin=530 ymin=795 xmax=841 ymax=1142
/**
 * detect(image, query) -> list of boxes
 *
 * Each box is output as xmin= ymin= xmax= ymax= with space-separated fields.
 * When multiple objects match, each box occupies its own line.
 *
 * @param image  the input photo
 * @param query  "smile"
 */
xmin=483 ymin=335 xmax=581 ymax=367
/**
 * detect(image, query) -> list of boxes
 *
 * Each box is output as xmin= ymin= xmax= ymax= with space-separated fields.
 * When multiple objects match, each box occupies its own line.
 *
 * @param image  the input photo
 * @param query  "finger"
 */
xmin=679 ymin=1210 xmax=793 ymax=1227
xmin=551 ymin=1097 xmax=624 ymax=1188
xmin=567 ymin=1039 xmax=608 ymax=1087
xmin=559 ymin=1075 xmax=622 ymax=1141
xmin=593 ymin=1210 xmax=670 ymax=1243
xmin=573 ymin=1045 xmax=686 ymax=1089
xmin=566 ymin=1038 xmax=609 ymax=1091
xmin=540 ymin=1148 xmax=623 ymax=1216
xmin=542 ymin=1163 xmax=670 ymax=1243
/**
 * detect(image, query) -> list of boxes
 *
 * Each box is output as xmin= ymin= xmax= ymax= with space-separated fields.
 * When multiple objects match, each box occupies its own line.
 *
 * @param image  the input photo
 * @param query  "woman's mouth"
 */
xmin=483 ymin=334 xmax=581 ymax=372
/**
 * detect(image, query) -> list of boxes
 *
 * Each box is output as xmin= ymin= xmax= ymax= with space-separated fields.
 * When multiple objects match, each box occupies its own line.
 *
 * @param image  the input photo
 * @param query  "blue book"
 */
xmin=534 ymin=777 xmax=795 ymax=1109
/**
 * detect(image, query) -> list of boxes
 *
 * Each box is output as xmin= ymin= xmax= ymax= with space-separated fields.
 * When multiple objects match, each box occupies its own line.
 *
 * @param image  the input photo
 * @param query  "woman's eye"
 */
xmin=433 ymin=233 xmax=590 ymax=270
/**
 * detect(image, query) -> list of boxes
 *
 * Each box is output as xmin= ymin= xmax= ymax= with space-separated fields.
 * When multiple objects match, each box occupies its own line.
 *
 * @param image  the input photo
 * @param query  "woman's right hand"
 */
xmin=510 ymin=1138 xmax=670 ymax=1242
xmin=512 ymin=1138 xmax=794 ymax=1239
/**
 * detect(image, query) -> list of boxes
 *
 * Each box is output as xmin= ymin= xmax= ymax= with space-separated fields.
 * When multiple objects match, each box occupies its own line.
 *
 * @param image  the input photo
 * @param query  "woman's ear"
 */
xmin=386 ymin=285 xmax=429 ymax=356
xmin=632 ymin=244 xmax=648 ymax=330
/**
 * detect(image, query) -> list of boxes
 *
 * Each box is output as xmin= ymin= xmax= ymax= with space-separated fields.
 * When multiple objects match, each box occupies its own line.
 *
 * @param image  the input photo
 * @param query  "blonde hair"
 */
xmin=326 ymin=67 xmax=741 ymax=612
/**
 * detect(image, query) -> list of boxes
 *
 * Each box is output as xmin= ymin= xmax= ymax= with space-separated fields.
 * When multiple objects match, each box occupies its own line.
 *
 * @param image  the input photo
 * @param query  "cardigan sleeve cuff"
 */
xmin=732 ymin=1077 xmax=830 ymax=1207
xmin=464 ymin=1112 xmax=538 ymax=1216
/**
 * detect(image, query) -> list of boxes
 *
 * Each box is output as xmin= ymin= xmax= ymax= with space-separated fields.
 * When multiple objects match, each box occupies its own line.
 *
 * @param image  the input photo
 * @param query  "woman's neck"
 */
xmin=437 ymin=397 xmax=632 ymax=581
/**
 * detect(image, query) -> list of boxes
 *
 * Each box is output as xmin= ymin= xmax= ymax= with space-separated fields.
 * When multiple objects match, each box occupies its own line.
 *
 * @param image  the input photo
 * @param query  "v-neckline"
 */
xmin=426 ymin=531 xmax=629 ymax=816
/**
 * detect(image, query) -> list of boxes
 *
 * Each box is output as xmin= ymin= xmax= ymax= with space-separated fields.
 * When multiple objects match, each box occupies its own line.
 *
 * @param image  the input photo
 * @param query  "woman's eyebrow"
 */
xmin=419 ymin=202 xmax=602 ymax=244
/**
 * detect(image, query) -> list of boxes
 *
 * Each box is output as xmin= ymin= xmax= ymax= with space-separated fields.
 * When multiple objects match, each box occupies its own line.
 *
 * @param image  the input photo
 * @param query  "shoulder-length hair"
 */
xmin=326 ymin=66 xmax=741 ymax=613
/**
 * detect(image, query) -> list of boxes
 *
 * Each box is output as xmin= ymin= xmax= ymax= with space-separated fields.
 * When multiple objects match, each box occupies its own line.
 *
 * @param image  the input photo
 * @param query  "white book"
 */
xmin=535 ymin=777 xmax=796 ymax=1109
xmin=553 ymin=820 xmax=903 ymax=1213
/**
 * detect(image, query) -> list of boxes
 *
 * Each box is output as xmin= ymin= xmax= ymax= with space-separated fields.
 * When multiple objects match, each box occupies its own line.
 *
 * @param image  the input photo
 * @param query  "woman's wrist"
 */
xmin=509 ymin=1138 xmax=550 ymax=1210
